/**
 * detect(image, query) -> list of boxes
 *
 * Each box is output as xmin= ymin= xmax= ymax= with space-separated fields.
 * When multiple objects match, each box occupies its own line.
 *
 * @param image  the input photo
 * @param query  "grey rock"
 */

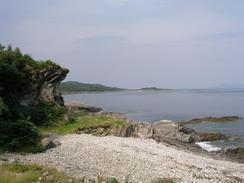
xmin=42 ymin=171 xmax=49 ymax=177
xmin=20 ymin=66 xmax=69 ymax=106
xmin=41 ymin=137 xmax=61 ymax=150
xmin=45 ymin=175 xmax=54 ymax=181
xmin=152 ymin=120 xmax=199 ymax=143
xmin=66 ymin=102 xmax=102 ymax=113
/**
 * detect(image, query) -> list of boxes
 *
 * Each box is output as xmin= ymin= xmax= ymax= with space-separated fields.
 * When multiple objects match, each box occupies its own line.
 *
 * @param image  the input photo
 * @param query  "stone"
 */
xmin=152 ymin=120 xmax=199 ymax=143
xmin=66 ymin=102 xmax=102 ymax=113
xmin=20 ymin=66 xmax=69 ymax=106
xmin=67 ymin=179 xmax=74 ymax=183
xmin=42 ymin=171 xmax=49 ymax=177
xmin=45 ymin=175 xmax=54 ymax=181
xmin=41 ymin=137 xmax=61 ymax=150
xmin=224 ymin=146 xmax=244 ymax=156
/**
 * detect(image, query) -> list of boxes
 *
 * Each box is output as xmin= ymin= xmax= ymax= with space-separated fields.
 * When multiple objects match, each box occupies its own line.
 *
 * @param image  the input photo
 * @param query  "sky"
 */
xmin=1 ymin=0 xmax=244 ymax=89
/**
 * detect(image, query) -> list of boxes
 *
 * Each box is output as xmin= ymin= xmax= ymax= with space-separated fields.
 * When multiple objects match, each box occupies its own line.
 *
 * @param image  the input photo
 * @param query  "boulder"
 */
xmin=41 ymin=137 xmax=61 ymax=150
xmin=198 ymin=132 xmax=227 ymax=142
xmin=66 ymin=102 xmax=102 ymax=113
xmin=152 ymin=120 xmax=199 ymax=143
xmin=224 ymin=147 xmax=244 ymax=156
xmin=20 ymin=66 xmax=69 ymax=106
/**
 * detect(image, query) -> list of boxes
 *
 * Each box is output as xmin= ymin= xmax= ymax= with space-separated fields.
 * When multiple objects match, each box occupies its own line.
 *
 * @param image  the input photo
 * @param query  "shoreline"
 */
xmin=3 ymin=134 xmax=244 ymax=183
xmin=1 ymin=103 xmax=244 ymax=182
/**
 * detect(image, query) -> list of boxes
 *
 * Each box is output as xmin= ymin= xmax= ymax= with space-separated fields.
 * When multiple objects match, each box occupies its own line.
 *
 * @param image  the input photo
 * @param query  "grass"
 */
xmin=0 ymin=163 xmax=79 ymax=183
xmin=41 ymin=114 xmax=127 ymax=135
xmin=150 ymin=178 xmax=175 ymax=183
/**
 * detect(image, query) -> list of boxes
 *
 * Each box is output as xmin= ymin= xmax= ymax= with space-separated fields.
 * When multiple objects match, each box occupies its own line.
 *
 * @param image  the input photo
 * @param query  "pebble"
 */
xmin=9 ymin=134 xmax=244 ymax=183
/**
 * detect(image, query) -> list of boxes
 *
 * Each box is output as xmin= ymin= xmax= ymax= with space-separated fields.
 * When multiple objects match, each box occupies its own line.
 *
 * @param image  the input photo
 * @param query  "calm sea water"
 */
xmin=64 ymin=89 xmax=244 ymax=150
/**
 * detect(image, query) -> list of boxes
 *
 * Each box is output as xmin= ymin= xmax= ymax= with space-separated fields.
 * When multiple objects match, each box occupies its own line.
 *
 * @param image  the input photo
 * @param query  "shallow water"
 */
xmin=64 ymin=89 xmax=244 ymax=149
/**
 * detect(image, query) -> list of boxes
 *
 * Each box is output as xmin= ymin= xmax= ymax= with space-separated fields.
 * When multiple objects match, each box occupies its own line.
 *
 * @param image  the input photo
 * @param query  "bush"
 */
xmin=0 ymin=44 xmax=66 ymax=152
xmin=30 ymin=101 xmax=66 ymax=126
xmin=0 ymin=120 xmax=41 ymax=152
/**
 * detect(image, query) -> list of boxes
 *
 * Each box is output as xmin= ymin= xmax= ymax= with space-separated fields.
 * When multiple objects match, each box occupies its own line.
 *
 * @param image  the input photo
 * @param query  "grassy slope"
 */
xmin=0 ymin=163 xmax=80 ymax=183
xmin=0 ymin=163 xmax=174 ymax=183
xmin=41 ymin=115 xmax=127 ymax=135
xmin=60 ymin=81 xmax=124 ymax=93
xmin=0 ymin=163 xmax=120 ymax=183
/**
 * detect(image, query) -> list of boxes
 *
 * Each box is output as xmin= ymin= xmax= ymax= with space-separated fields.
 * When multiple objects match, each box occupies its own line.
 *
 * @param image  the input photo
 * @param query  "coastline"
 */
xmin=1 ymin=103 xmax=244 ymax=182
xmin=3 ymin=134 xmax=244 ymax=183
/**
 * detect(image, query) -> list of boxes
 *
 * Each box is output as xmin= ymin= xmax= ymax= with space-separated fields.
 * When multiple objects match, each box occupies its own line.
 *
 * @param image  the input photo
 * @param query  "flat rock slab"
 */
xmin=18 ymin=134 xmax=244 ymax=183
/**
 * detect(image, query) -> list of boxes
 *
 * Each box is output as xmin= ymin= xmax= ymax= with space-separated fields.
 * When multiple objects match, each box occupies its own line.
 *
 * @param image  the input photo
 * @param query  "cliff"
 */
xmin=0 ymin=44 xmax=69 ymax=108
xmin=20 ymin=66 xmax=69 ymax=106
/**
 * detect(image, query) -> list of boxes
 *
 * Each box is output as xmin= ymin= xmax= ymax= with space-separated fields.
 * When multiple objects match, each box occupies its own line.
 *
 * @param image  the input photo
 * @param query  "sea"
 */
xmin=64 ymin=89 xmax=244 ymax=152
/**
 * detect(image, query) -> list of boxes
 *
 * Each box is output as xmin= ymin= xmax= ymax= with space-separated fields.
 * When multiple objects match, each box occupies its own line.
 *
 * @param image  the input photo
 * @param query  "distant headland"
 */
xmin=60 ymin=81 xmax=171 ymax=93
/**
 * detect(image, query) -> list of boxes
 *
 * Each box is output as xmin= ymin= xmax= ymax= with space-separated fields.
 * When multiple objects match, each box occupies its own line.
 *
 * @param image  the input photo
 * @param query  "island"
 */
xmin=60 ymin=81 xmax=124 ymax=93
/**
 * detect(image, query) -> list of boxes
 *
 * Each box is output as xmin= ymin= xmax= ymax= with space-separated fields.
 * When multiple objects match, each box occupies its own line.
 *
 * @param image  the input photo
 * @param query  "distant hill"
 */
xmin=60 ymin=81 xmax=124 ymax=93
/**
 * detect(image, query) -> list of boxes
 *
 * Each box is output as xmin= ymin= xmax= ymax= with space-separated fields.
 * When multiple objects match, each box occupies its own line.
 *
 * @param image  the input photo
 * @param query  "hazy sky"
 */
xmin=1 ymin=0 xmax=244 ymax=89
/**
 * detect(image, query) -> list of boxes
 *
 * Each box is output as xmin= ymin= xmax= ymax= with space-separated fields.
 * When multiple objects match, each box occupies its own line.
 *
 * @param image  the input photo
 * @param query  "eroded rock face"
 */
xmin=152 ymin=120 xmax=199 ymax=143
xmin=20 ymin=67 xmax=69 ymax=106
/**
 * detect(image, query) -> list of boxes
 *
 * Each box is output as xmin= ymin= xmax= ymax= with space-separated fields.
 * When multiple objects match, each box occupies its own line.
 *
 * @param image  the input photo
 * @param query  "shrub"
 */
xmin=0 ymin=120 xmax=41 ymax=152
xmin=30 ymin=101 xmax=66 ymax=126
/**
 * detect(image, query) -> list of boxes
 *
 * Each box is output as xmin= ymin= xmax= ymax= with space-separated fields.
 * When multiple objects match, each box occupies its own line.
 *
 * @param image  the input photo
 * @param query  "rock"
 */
xmin=41 ymin=137 xmax=61 ymax=150
xmin=45 ymin=175 xmax=54 ymax=181
xmin=224 ymin=147 xmax=244 ymax=156
xmin=152 ymin=120 xmax=199 ymax=143
xmin=109 ymin=122 xmax=153 ymax=138
xmin=20 ymin=66 xmax=69 ymax=106
xmin=67 ymin=179 xmax=74 ymax=183
xmin=198 ymin=133 xmax=227 ymax=142
xmin=42 ymin=171 xmax=49 ymax=177
xmin=83 ymin=176 xmax=98 ymax=183
xmin=150 ymin=177 xmax=174 ymax=183
xmin=66 ymin=102 xmax=102 ymax=113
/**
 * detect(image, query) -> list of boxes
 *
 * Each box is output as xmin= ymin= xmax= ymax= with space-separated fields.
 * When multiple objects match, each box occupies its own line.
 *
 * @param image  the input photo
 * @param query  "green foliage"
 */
xmin=30 ymin=101 xmax=66 ymax=126
xmin=0 ymin=97 xmax=8 ymax=116
xmin=60 ymin=81 xmax=123 ymax=93
xmin=0 ymin=120 xmax=41 ymax=152
xmin=0 ymin=44 xmax=65 ymax=152
xmin=0 ymin=163 xmax=82 ymax=183
xmin=0 ymin=44 xmax=61 ymax=120
xmin=107 ymin=177 xmax=119 ymax=183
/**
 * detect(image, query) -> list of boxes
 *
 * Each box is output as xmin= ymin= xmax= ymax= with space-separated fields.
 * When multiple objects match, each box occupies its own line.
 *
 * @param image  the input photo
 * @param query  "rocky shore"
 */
xmin=4 ymin=134 xmax=244 ymax=183
xmin=2 ymin=103 xmax=244 ymax=182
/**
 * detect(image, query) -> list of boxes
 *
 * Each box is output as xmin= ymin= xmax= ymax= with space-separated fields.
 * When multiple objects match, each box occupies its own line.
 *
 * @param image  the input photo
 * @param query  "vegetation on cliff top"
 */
xmin=60 ymin=81 xmax=124 ymax=93
xmin=0 ymin=44 xmax=66 ymax=152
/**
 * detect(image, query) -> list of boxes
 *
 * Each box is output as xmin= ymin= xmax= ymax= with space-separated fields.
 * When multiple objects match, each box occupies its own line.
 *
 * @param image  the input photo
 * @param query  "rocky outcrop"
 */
xmin=76 ymin=116 xmax=199 ymax=144
xmin=152 ymin=120 xmax=199 ymax=143
xmin=20 ymin=66 xmax=69 ymax=106
xmin=41 ymin=137 xmax=61 ymax=150
xmin=198 ymin=132 xmax=227 ymax=141
xmin=224 ymin=147 xmax=244 ymax=156
xmin=41 ymin=133 xmax=61 ymax=150
xmin=181 ymin=116 xmax=242 ymax=125
xmin=68 ymin=103 xmax=200 ymax=144
xmin=66 ymin=102 xmax=102 ymax=113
